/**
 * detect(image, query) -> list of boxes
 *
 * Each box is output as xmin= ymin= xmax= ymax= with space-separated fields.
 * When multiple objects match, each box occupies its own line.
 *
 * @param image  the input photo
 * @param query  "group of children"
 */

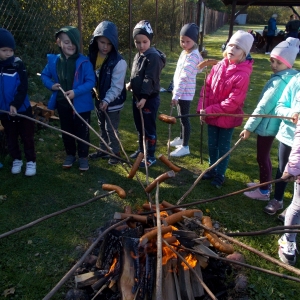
xmin=1 ymin=21 xmax=300 ymax=265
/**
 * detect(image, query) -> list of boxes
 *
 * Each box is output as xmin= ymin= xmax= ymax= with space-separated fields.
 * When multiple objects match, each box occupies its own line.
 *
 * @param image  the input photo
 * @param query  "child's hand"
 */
xmin=136 ymin=98 xmax=146 ymax=109
xmin=100 ymin=102 xmax=108 ymax=111
xmin=292 ymin=112 xmax=299 ymax=124
xmin=9 ymin=106 xmax=17 ymax=116
xmin=171 ymin=99 xmax=178 ymax=106
xmin=240 ymin=129 xmax=251 ymax=140
xmin=199 ymin=109 xmax=206 ymax=123
xmin=52 ymin=83 xmax=61 ymax=91
xmin=281 ymin=171 xmax=296 ymax=182
xmin=64 ymin=90 xmax=75 ymax=100
xmin=126 ymin=82 xmax=132 ymax=91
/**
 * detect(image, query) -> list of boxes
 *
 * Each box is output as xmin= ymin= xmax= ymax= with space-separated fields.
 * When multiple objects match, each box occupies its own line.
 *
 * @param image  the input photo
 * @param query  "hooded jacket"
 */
xmin=197 ymin=57 xmax=253 ymax=128
xmin=88 ymin=21 xmax=127 ymax=112
xmin=244 ymin=69 xmax=298 ymax=136
xmin=130 ymin=47 xmax=166 ymax=100
xmin=41 ymin=26 xmax=95 ymax=113
xmin=267 ymin=17 xmax=277 ymax=36
xmin=0 ymin=57 xmax=32 ymax=120
xmin=275 ymin=73 xmax=300 ymax=147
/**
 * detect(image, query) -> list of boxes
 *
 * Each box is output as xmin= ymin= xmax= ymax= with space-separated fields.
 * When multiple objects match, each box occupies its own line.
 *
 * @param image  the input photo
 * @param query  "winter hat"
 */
xmin=270 ymin=37 xmax=300 ymax=68
xmin=272 ymin=14 xmax=278 ymax=19
xmin=180 ymin=23 xmax=199 ymax=44
xmin=55 ymin=26 xmax=80 ymax=53
xmin=133 ymin=20 xmax=153 ymax=41
xmin=227 ymin=30 xmax=254 ymax=55
xmin=0 ymin=28 xmax=16 ymax=50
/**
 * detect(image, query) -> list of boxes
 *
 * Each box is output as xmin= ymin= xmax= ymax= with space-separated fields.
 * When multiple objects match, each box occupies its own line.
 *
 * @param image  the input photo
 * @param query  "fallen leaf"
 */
xmin=0 ymin=195 xmax=7 ymax=200
xmin=2 ymin=287 xmax=15 ymax=297
xmin=28 ymin=240 xmax=32 ymax=244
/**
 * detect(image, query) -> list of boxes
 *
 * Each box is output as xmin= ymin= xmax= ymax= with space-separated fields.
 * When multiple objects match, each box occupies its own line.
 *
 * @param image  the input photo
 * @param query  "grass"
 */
xmin=0 ymin=24 xmax=300 ymax=299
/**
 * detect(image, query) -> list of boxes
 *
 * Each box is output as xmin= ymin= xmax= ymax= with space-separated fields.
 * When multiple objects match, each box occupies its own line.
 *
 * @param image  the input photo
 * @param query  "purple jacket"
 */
xmin=285 ymin=120 xmax=300 ymax=176
xmin=197 ymin=57 xmax=253 ymax=128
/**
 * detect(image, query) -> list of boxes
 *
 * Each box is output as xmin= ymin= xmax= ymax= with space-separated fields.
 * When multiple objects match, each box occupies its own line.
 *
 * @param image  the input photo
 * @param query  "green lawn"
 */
xmin=0 ymin=24 xmax=299 ymax=299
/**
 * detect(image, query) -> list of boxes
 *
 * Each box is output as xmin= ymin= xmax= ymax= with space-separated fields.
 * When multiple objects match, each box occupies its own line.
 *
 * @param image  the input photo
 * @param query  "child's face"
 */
xmin=134 ymin=34 xmax=150 ymax=54
xmin=0 ymin=47 xmax=14 ymax=61
xmin=57 ymin=33 xmax=76 ymax=58
xmin=226 ymin=44 xmax=245 ymax=63
xmin=270 ymin=57 xmax=289 ymax=73
xmin=96 ymin=36 xmax=113 ymax=57
xmin=180 ymin=36 xmax=195 ymax=52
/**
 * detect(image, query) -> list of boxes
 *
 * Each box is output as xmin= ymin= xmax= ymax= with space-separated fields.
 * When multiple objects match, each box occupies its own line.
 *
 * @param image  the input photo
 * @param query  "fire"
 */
xmin=106 ymin=257 xmax=118 ymax=276
xmin=181 ymin=253 xmax=197 ymax=270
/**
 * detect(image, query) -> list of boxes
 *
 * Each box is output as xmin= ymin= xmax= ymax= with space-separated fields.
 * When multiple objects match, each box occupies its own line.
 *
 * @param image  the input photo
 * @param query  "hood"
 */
xmin=89 ymin=21 xmax=118 ymax=53
xmin=55 ymin=26 xmax=80 ymax=54
xmin=144 ymin=47 xmax=166 ymax=68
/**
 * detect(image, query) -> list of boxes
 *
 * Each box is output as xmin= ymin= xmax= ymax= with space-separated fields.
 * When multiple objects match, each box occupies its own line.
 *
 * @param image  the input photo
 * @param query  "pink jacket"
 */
xmin=285 ymin=119 xmax=300 ymax=176
xmin=197 ymin=57 xmax=253 ymax=128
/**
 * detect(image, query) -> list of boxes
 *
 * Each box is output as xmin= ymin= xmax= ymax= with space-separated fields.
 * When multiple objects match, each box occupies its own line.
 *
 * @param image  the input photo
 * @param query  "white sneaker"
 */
xmin=170 ymin=145 xmax=190 ymax=157
xmin=278 ymin=235 xmax=298 ymax=265
xmin=247 ymin=182 xmax=258 ymax=188
xmin=25 ymin=161 xmax=36 ymax=176
xmin=265 ymin=52 xmax=270 ymax=54
xmin=11 ymin=159 xmax=23 ymax=174
xmin=169 ymin=137 xmax=183 ymax=147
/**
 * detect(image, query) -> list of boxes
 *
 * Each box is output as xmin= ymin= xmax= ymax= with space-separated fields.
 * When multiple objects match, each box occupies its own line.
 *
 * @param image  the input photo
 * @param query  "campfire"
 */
xmin=64 ymin=200 xmax=238 ymax=300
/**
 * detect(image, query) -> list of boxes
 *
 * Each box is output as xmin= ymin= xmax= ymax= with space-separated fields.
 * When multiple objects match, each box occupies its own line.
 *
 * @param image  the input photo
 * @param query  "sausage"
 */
xmin=139 ymin=225 xmax=173 ymax=247
xmin=161 ymin=200 xmax=184 ymax=213
xmin=102 ymin=184 xmax=126 ymax=199
xmin=197 ymin=59 xmax=219 ymax=69
xmin=128 ymin=152 xmax=144 ymax=178
xmin=158 ymin=114 xmax=177 ymax=124
xmin=164 ymin=209 xmax=203 ymax=226
xmin=202 ymin=216 xmax=234 ymax=254
xmin=158 ymin=154 xmax=181 ymax=172
xmin=145 ymin=170 xmax=176 ymax=193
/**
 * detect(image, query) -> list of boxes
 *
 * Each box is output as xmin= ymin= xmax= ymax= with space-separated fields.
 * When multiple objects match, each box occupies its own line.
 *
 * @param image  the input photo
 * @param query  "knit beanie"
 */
xmin=227 ymin=30 xmax=254 ymax=55
xmin=270 ymin=37 xmax=300 ymax=68
xmin=133 ymin=20 xmax=153 ymax=41
xmin=55 ymin=26 xmax=80 ymax=54
xmin=180 ymin=23 xmax=199 ymax=44
xmin=0 ymin=28 xmax=16 ymax=50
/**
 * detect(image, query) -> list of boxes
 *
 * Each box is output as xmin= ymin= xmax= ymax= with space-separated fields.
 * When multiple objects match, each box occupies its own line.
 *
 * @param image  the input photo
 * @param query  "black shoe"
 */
xmin=88 ymin=151 xmax=110 ymax=159
xmin=130 ymin=150 xmax=142 ymax=159
xmin=211 ymin=174 xmax=225 ymax=189
xmin=108 ymin=153 xmax=121 ymax=165
xmin=278 ymin=208 xmax=287 ymax=223
xmin=202 ymin=170 xmax=216 ymax=180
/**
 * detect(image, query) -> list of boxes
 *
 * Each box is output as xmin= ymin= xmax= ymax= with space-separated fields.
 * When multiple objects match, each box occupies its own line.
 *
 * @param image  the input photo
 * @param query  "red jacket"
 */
xmin=197 ymin=57 xmax=253 ymax=128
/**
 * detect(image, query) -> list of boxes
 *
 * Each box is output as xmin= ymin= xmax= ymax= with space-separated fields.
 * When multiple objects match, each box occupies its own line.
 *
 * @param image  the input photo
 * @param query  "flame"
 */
xmin=162 ymin=246 xmax=177 ymax=265
xmin=181 ymin=253 xmax=197 ymax=270
xmin=106 ymin=257 xmax=118 ymax=276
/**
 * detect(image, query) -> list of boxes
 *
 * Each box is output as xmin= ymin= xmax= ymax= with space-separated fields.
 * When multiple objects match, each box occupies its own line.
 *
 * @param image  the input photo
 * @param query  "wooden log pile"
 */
xmin=30 ymin=101 xmax=59 ymax=124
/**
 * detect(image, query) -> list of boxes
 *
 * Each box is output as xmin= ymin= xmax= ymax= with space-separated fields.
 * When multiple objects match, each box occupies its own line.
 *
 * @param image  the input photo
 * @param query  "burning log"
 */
xmin=162 ymin=258 xmax=178 ymax=300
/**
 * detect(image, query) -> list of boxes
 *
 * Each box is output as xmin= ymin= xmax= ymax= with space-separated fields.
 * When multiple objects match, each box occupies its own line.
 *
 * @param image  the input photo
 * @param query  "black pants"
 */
xmin=266 ymin=35 xmax=274 ymax=52
xmin=57 ymin=103 xmax=91 ymax=158
xmin=2 ymin=117 xmax=36 ymax=162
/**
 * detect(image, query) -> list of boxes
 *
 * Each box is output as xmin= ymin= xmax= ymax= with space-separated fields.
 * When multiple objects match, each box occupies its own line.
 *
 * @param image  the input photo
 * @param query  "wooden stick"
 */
xmin=185 ymin=217 xmax=300 ymax=277
xmin=0 ymin=191 xmax=115 ymax=239
xmin=42 ymin=217 xmax=131 ymax=300
xmin=176 ymin=137 xmax=243 ymax=205
xmin=163 ymin=239 xmax=217 ymax=300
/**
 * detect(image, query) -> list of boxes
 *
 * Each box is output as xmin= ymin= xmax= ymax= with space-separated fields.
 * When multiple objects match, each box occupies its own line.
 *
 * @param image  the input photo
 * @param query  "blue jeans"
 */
xmin=207 ymin=125 xmax=234 ymax=177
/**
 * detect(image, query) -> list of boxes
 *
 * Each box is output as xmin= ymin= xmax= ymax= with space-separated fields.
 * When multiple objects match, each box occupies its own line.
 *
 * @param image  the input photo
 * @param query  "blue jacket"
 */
xmin=0 ymin=57 xmax=32 ymax=120
xmin=267 ymin=17 xmax=277 ymax=36
xmin=275 ymin=73 xmax=300 ymax=147
xmin=41 ymin=54 xmax=95 ymax=113
xmin=244 ymin=69 xmax=298 ymax=136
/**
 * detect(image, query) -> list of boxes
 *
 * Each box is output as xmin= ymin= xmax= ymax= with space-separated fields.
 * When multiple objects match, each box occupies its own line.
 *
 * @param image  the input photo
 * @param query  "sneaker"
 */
xmin=247 ymin=182 xmax=272 ymax=192
xmin=243 ymin=188 xmax=270 ymax=201
xmin=278 ymin=235 xmax=297 ymax=265
xmin=130 ymin=150 xmax=142 ymax=159
xmin=140 ymin=157 xmax=156 ymax=168
xmin=11 ymin=159 xmax=23 ymax=174
xmin=263 ymin=199 xmax=283 ymax=215
xmin=79 ymin=157 xmax=89 ymax=171
xmin=25 ymin=161 xmax=36 ymax=176
xmin=63 ymin=155 xmax=76 ymax=169
xmin=265 ymin=52 xmax=271 ymax=54
xmin=278 ymin=208 xmax=287 ymax=223
xmin=88 ymin=151 xmax=109 ymax=159
xmin=211 ymin=174 xmax=225 ymax=189
xmin=202 ymin=169 xmax=217 ymax=180
xmin=108 ymin=153 xmax=121 ymax=165
xmin=170 ymin=145 xmax=190 ymax=157
xmin=169 ymin=137 xmax=183 ymax=147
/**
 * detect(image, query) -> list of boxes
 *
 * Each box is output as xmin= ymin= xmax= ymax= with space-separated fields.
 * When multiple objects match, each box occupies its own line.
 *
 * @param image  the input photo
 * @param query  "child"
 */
xmin=41 ymin=26 xmax=95 ymax=171
xmin=197 ymin=30 xmax=254 ymax=188
xmin=126 ymin=20 xmax=166 ymax=167
xmin=169 ymin=23 xmax=203 ymax=157
xmin=278 ymin=119 xmax=300 ymax=266
xmin=88 ymin=21 xmax=127 ymax=165
xmin=0 ymin=28 xmax=36 ymax=176
xmin=241 ymin=38 xmax=299 ymax=201
xmin=263 ymin=71 xmax=300 ymax=216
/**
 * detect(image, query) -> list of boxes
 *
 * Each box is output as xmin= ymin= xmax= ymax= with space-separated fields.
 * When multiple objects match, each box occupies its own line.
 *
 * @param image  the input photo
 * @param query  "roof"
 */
xmin=222 ymin=0 xmax=300 ymax=6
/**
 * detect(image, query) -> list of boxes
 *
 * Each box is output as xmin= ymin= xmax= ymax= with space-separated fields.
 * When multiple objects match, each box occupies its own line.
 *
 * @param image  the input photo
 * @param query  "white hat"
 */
xmin=271 ymin=37 xmax=300 ymax=68
xmin=272 ymin=14 xmax=278 ymax=19
xmin=227 ymin=30 xmax=254 ymax=55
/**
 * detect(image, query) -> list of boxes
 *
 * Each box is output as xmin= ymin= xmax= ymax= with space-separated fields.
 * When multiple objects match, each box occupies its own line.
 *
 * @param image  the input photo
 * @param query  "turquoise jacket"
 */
xmin=276 ymin=72 xmax=300 ymax=147
xmin=244 ymin=69 xmax=298 ymax=136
